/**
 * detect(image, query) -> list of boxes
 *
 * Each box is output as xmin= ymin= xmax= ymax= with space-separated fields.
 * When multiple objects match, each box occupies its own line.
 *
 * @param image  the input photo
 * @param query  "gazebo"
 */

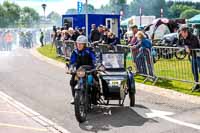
xmin=187 ymin=14 xmax=200 ymax=24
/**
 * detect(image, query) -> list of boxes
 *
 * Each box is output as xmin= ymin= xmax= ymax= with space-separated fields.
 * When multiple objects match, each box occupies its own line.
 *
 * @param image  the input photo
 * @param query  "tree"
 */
xmin=82 ymin=4 xmax=95 ymax=13
xmin=18 ymin=7 xmax=40 ymax=28
xmin=3 ymin=1 xmax=21 ymax=27
xmin=66 ymin=8 xmax=77 ymax=14
xmin=129 ymin=0 xmax=167 ymax=18
xmin=47 ymin=11 xmax=61 ymax=26
xmin=169 ymin=4 xmax=192 ymax=18
xmin=180 ymin=9 xmax=200 ymax=19
xmin=109 ymin=0 xmax=127 ymax=14
xmin=0 ymin=5 xmax=7 ymax=27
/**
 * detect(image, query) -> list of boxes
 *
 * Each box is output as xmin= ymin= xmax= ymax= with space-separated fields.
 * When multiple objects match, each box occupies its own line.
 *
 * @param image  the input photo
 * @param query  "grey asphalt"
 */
xmin=0 ymin=95 xmax=53 ymax=133
xmin=0 ymin=47 xmax=200 ymax=133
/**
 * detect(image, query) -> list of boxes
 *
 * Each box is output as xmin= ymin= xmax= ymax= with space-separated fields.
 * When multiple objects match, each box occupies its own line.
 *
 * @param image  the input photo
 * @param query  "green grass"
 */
xmin=37 ymin=45 xmax=200 ymax=96
xmin=37 ymin=44 xmax=66 ymax=63
xmin=126 ymin=53 xmax=200 ymax=96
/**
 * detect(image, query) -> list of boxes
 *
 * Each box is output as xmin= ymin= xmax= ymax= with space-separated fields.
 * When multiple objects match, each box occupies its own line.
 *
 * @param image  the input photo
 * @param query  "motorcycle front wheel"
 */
xmin=74 ymin=90 xmax=87 ymax=123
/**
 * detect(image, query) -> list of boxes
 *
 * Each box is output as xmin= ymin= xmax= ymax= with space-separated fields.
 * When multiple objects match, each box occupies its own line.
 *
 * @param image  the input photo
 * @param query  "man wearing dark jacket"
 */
xmin=178 ymin=26 xmax=200 ymax=91
xmin=90 ymin=24 xmax=100 ymax=42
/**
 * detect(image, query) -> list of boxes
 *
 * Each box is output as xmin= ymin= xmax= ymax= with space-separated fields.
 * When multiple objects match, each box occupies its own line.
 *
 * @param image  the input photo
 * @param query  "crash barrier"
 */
xmin=55 ymin=41 xmax=200 ymax=86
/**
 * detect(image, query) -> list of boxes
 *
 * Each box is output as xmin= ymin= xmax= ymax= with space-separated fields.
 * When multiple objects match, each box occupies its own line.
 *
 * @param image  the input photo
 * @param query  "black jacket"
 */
xmin=90 ymin=29 xmax=100 ymax=42
xmin=178 ymin=32 xmax=200 ymax=49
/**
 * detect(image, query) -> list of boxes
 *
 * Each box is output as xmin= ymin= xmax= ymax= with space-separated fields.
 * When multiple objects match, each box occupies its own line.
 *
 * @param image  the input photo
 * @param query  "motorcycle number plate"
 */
xmin=110 ymin=80 xmax=121 ymax=87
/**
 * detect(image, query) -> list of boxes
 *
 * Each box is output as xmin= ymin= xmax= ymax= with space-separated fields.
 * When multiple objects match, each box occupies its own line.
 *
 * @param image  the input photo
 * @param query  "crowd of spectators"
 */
xmin=52 ymin=24 xmax=121 ymax=56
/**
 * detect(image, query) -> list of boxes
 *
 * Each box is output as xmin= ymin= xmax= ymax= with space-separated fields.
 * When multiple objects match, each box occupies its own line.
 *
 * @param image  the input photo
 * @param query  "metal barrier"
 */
xmin=63 ymin=40 xmax=75 ymax=60
xmin=56 ymin=41 xmax=200 ymax=87
xmin=152 ymin=46 xmax=192 ymax=83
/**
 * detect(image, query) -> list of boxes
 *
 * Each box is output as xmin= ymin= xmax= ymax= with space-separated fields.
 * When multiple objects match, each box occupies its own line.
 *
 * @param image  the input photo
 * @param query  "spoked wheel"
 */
xmin=74 ymin=91 xmax=87 ymax=123
xmin=175 ymin=49 xmax=187 ymax=60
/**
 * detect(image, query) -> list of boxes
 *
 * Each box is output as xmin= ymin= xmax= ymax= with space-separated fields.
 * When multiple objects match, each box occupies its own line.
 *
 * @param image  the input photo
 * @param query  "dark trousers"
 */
xmin=191 ymin=57 xmax=200 ymax=82
xmin=40 ymin=38 xmax=44 ymax=47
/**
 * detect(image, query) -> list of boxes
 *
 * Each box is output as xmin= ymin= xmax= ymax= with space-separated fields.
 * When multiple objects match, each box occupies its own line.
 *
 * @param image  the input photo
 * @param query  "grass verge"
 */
xmin=37 ymin=44 xmax=66 ymax=63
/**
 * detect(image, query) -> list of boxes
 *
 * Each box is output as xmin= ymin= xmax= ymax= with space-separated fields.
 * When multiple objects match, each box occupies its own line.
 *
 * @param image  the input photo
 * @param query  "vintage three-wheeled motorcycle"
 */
xmin=66 ymin=52 xmax=136 ymax=123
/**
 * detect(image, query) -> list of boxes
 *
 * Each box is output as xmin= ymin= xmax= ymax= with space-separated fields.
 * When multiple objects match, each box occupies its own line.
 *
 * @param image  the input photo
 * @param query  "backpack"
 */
xmin=141 ymin=38 xmax=152 ymax=49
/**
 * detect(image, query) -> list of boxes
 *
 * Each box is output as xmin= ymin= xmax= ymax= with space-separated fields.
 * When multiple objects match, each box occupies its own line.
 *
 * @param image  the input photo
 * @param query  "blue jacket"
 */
xmin=70 ymin=48 xmax=96 ymax=69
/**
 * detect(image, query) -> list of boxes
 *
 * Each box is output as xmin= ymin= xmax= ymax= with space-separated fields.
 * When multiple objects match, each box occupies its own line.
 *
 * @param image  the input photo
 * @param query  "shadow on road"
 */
xmin=79 ymin=105 xmax=156 ymax=132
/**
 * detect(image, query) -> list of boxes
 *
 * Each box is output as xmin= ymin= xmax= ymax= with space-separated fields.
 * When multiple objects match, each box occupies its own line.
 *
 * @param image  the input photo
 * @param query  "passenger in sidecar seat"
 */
xmin=69 ymin=35 xmax=96 ymax=104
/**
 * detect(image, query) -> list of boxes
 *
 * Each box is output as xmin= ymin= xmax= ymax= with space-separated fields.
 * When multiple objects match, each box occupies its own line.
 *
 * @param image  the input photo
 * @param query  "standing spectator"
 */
xmin=78 ymin=28 xmax=84 ymax=35
xmin=74 ymin=28 xmax=80 ymax=40
xmin=55 ymin=30 xmax=63 ymax=56
xmin=51 ymin=26 xmax=57 ymax=47
xmin=192 ymin=24 xmax=199 ymax=39
xmin=128 ymin=25 xmax=140 ymax=73
xmin=138 ymin=26 xmax=149 ymax=39
xmin=90 ymin=24 xmax=100 ymax=42
xmin=178 ymin=26 xmax=200 ymax=91
xmin=81 ymin=27 xmax=86 ymax=35
xmin=134 ymin=31 xmax=153 ymax=76
xmin=129 ymin=25 xmax=138 ymax=45
xmin=108 ymin=32 xmax=120 ymax=46
xmin=98 ymin=25 xmax=104 ymax=43
xmin=102 ymin=28 xmax=109 ymax=44
xmin=4 ymin=31 xmax=13 ymax=51
xmin=107 ymin=32 xmax=120 ymax=50
xmin=68 ymin=27 xmax=78 ymax=41
xmin=40 ymin=30 xmax=44 ymax=47
xmin=0 ymin=31 xmax=3 ymax=50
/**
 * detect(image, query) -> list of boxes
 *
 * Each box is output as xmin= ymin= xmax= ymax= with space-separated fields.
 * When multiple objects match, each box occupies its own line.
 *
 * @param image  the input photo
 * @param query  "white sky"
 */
xmin=2 ymin=0 xmax=132 ymax=15
xmin=1 ymin=0 xmax=199 ymax=16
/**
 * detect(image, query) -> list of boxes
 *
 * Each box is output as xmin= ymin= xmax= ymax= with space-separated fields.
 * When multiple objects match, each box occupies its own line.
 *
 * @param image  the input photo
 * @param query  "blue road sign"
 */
xmin=77 ymin=1 xmax=83 ymax=14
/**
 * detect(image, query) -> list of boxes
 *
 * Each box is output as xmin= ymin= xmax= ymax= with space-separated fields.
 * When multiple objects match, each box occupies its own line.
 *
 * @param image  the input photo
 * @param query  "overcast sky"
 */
xmin=2 ymin=0 xmax=200 ymax=16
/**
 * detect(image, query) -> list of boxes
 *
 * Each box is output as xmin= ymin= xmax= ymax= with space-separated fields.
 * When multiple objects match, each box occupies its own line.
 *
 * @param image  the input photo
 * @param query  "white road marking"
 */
xmin=146 ymin=109 xmax=200 ymax=130
xmin=0 ymin=122 xmax=48 ymax=132
xmin=0 ymin=91 xmax=71 ymax=133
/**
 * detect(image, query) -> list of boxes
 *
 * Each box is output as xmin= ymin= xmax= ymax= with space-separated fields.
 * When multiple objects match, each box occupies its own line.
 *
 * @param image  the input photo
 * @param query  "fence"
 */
xmin=54 ymin=41 xmax=200 ymax=89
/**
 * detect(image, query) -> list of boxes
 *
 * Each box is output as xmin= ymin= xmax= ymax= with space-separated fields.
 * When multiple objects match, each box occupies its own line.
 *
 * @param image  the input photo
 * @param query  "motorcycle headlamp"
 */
xmin=76 ymin=68 xmax=86 ymax=78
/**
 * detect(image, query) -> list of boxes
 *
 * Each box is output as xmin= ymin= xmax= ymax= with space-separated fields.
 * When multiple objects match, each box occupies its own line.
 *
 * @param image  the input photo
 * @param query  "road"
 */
xmin=0 ymin=48 xmax=200 ymax=133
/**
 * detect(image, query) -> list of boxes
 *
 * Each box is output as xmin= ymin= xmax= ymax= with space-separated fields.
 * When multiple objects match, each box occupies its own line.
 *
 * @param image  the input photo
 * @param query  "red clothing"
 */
xmin=4 ymin=33 xmax=13 ymax=43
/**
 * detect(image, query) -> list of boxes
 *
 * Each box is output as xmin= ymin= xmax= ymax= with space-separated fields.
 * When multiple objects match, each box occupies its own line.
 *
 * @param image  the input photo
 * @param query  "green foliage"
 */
xmin=0 ymin=1 xmax=39 ymax=28
xmin=180 ymin=9 xmax=200 ymax=19
xmin=18 ymin=6 xmax=40 ymax=28
xmin=47 ymin=11 xmax=61 ymax=26
xmin=37 ymin=44 xmax=66 ymax=63
xmin=169 ymin=4 xmax=192 ymax=18
xmin=66 ymin=9 xmax=77 ymax=14
xmin=0 ymin=5 xmax=7 ymax=27
xmin=2 ymin=1 xmax=21 ymax=28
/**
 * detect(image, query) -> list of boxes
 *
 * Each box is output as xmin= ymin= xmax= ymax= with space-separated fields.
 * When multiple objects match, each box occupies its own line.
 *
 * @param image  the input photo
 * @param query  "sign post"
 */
xmin=85 ymin=0 xmax=88 ymax=39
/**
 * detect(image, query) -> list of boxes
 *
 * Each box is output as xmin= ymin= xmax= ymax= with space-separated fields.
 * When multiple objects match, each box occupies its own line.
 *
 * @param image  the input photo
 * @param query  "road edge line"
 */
xmin=0 ymin=91 xmax=71 ymax=133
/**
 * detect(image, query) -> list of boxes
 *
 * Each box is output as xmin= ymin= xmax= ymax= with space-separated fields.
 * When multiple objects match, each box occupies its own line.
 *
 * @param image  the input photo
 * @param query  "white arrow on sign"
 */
xmin=146 ymin=109 xmax=200 ymax=130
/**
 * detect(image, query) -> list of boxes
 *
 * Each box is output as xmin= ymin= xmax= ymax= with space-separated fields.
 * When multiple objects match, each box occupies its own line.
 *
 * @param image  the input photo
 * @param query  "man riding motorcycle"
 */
xmin=69 ymin=35 xmax=97 ymax=104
